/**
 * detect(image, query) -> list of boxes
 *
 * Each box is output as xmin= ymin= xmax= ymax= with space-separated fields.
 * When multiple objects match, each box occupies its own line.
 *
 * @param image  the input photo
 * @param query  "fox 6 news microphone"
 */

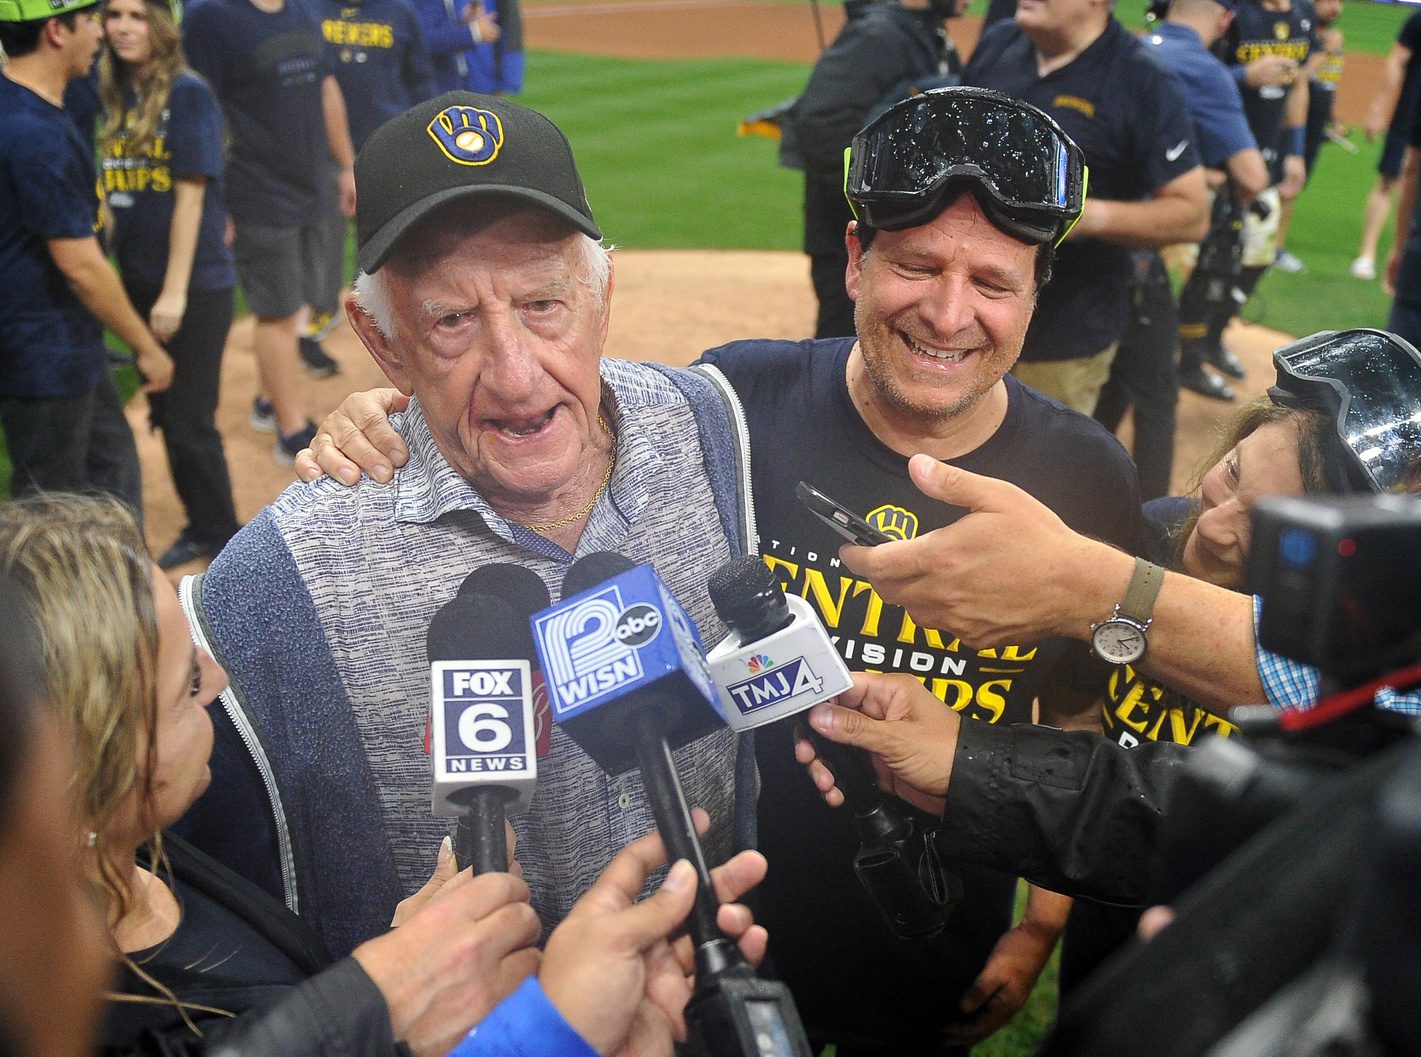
xmin=426 ymin=564 xmax=549 ymax=874
xmin=707 ymin=555 xmax=958 ymax=941
xmin=532 ymin=552 xmax=814 ymax=1057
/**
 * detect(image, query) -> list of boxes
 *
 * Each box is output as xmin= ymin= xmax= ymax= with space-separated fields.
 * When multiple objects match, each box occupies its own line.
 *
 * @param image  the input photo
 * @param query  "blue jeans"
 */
xmin=0 ymin=370 xmax=143 ymax=530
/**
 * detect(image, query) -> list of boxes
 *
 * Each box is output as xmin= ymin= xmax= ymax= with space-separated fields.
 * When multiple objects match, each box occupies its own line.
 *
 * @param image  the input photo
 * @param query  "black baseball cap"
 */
xmin=356 ymin=92 xmax=601 ymax=273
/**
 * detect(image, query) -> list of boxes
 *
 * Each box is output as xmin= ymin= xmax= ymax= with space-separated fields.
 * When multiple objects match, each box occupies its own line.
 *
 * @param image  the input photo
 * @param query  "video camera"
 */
xmin=1043 ymin=494 xmax=1421 ymax=1057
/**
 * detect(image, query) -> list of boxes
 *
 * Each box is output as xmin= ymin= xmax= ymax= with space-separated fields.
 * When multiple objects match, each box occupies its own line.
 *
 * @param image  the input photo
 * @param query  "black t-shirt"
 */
xmin=963 ymin=19 xmax=1200 ymax=363
xmin=1226 ymin=0 xmax=1314 ymax=163
xmin=184 ymin=0 xmax=336 ymax=225
xmin=795 ymin=4 xmax=951 ymax=256
xmin=697 ymin=337 xmax=1143 ymax=1048
xmin=103 ymin=871 xmax=309 ymax=1047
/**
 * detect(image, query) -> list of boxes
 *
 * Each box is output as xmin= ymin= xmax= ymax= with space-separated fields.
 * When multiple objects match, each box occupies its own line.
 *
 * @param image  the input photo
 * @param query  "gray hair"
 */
xmin=351 ymin=233 xmax=613 ymax=340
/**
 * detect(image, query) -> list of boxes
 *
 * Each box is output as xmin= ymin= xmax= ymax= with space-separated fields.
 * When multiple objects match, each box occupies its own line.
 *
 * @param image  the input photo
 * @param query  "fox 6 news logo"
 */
xmin=440 ymin=666 xmax=528 ymax=772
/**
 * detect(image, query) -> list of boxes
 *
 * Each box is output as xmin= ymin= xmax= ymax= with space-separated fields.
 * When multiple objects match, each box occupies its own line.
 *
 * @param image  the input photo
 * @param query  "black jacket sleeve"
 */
xmin=937 ymin=721 xmax=1190 ymax=905
xmin=108 ymin=958 xmax=405 ymax=1057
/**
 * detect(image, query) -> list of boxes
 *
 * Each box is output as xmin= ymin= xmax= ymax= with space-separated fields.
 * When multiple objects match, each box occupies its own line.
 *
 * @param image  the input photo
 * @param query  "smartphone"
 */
xmin=795 ymin=481 xmax=893 ymax=546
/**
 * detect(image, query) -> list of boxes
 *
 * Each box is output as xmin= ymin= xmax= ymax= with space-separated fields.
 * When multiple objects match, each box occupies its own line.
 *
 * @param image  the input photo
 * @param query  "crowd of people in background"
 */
xmin=0 ymin=0 xmax=524 ymax=568
xmin=1 ymin=0 xmax=1420 ymax=1055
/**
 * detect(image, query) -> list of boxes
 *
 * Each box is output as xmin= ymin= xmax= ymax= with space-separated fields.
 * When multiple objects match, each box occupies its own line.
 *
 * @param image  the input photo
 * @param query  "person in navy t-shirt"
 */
xmin=962 ymin=0 xmax=1207 ymax=417
xmin=0 ymin=0 xmax=171 ymax=518
xmin=183 ymin=0 xmax=358 ymax=464
xmin=318 ymin=0 xmax=436 ymax=151
xmin=98 ymin=0 xmax=242 ymax=569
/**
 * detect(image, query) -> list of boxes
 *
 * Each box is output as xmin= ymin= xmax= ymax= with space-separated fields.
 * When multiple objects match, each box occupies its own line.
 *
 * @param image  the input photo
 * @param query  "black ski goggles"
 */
xmin=1269 ymin=328 xmax=1421 ymax=495
xmin=845 ymin=86 xmax=1087 ymax=248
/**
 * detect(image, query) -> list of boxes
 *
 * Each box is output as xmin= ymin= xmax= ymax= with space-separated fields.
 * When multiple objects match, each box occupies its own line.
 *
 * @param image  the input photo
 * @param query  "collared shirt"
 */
xmin=1254 ymin=595 xmax=1421 ymax=715
xmin=962 ymin=18 xmax=1200 ymax=363
xmin=1145 ymin=22 xmax=1258 ymax=169
xmin=267 ymin=359 xmax=741 ymax=928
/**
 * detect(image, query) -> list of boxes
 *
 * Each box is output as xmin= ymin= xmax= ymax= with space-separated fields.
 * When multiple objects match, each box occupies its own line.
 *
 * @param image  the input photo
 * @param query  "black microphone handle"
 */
xmin=631 ymin=713 xmax=744 ymax=977
xmin=802 ymin=726 xmax=883 ymax=809
xmin=450 ymin=787 xmax=512 ymax=875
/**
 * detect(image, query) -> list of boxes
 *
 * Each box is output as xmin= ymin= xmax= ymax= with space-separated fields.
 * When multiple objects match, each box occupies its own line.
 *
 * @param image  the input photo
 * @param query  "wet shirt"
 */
xmin=0 ymin=75 xmax=107 ymax=399
xmin=963 ymin=18 xmax=1200 ymax=362
xmin=698 ymin=337 xmax=1143 ymax=1047
xmin=103 ymin=73 xmax=236 ymax=293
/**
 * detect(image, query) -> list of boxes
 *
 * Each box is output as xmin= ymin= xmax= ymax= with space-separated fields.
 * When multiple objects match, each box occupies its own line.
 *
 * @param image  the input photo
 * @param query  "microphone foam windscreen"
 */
xmin=458 ymin=562 xmax=552 ymax=613
xmin=427 ymin=593 xmax=536 ymax=662
xmin=561 ymin=551 xmax=637 ymax=599
xmin=707 ymin=554 xmax=776 ymax=614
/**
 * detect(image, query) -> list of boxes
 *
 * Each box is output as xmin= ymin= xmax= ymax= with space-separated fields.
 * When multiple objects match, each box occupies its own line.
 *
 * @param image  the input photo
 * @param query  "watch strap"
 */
xmin=1120 ymin=557 xmax=1165 ymax=625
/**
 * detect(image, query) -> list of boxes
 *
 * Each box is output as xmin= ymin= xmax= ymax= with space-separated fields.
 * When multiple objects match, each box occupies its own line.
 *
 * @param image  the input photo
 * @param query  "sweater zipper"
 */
xmin=179 ymin=575 xmax=300 ymax=913
xmin=691 ymin=362 xmax=759 ymax=556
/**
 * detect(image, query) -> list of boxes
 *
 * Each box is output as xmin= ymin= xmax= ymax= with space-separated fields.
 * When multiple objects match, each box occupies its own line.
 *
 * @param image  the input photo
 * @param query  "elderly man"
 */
xmin=302 ymin=88 xmax=1146 ymax=1052
xmin=174 ymin=92 xmax=757 ymax=961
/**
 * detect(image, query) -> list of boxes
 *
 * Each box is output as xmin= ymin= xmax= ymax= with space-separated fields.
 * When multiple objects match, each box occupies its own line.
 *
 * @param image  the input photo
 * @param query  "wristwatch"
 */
xmin=1090 ymin=558 xmax=1165 ymax=665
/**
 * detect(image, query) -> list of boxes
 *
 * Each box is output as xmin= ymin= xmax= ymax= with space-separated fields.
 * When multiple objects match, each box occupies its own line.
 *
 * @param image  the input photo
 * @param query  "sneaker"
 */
xmin=299 ymin=336 xmax=342 ymax=378
xmin=1179 ymin=364 xmax=1235 ymax=402
xmin=1273 ymin=249 xmax=1306 ymax=274
xmin=157 ymin=533 xmax=211 ymax=571
xmin=274 ymin=421 xmax=318 ymax=467
xmin=250 ymin=396 xmax=277 ymax=433
xmin=1350 ymin=257 xmax=1377 ymax=281
xmin=1206 ymin=344 xmax=1247 ymax=380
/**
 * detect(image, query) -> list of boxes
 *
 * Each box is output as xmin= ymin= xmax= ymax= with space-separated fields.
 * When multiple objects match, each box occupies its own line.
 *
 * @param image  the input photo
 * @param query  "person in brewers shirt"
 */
xmin=97 ymin=0 xmax=242 ymax=570
xmin=1175 ymin=0 xmax=1313 ymax=398
xmin=0 ymin=0 xmax=172 ymax=521
xmin=961 ymin=0 xmax=1208 ymax=416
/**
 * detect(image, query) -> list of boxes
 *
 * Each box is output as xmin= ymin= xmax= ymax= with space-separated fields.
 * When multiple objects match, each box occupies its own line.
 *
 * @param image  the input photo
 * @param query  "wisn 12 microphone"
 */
xmin=531 ymin=553 xmax=725 ymax=774
xmin=427 ymin=564 xmax=548 ymax=874
xmin=532 ymin=553 xmax=813 ymax=1057
xmin=707 ymin=555 xmax=957 ymax=941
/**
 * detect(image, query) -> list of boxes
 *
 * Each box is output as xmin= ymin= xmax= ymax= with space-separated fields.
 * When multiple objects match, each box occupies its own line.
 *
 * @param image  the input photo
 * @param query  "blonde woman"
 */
xmin=98 ymin=0 xmax=239 ymax=569
xmin=0 ymin=495 xmax=767 ymax=1057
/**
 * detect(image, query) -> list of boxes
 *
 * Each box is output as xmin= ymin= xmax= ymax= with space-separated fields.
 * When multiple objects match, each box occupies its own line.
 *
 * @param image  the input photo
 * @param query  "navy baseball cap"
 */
xmin=356 ymin=92 xmax=601 ymax=273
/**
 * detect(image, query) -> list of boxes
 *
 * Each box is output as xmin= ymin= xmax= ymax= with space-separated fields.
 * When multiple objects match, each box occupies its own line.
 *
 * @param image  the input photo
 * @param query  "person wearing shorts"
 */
xmin=183 ymin=0 xmax=357 ymax=464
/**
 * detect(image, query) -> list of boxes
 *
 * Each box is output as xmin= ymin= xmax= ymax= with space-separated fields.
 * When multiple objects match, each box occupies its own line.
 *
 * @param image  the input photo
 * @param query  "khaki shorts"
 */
xmin=1010 ymin=342 xmax=1119 ymax=416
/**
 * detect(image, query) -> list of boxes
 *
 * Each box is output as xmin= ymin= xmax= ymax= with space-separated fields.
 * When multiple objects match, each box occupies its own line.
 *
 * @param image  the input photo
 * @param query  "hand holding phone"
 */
xmin=796 ymin=481 xmax=893 ymax=546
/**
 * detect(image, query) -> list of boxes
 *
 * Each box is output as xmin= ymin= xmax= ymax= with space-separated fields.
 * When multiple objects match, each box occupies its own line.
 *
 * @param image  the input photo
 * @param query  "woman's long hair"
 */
xmin=98 ymin=0 xmax=187 ymax=160
xmin=0 ymin=495 xmax=224 ymax=1033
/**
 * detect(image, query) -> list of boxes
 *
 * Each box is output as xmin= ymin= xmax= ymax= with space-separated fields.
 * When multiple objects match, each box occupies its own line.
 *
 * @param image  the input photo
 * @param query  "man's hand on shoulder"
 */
xmin=294 ymin=387 xmax=410 ymax=484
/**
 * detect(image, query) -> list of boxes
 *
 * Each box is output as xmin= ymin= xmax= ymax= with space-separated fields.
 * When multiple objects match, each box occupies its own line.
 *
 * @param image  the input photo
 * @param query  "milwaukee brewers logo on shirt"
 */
xmin=428 ymin=106 xmax=504 ymax=166
xmin=865 ymin=504 xmax=918 ymax=541
xmin=1274 ymin=20 xmax=1289 ymax=40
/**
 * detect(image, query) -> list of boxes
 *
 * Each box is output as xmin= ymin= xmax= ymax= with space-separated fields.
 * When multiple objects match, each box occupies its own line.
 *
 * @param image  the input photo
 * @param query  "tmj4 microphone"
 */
xmin=532 ymin=552 xmax=813 ymax=1057
xmin=706 ymin=555 xmax=958 ymax=941
xmin=426 ymin=564 xmax=549 ymax=874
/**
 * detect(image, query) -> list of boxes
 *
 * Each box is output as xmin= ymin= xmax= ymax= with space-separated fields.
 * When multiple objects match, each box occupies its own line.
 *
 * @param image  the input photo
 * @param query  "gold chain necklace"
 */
xmin=524 ymin=413 xmax=615 ymax=534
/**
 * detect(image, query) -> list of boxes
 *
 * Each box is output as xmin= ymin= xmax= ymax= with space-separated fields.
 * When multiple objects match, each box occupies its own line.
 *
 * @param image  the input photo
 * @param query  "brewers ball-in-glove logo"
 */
xmin=865 ymin=504 xmax=919 ymax=542
xmin=428 ymin=106 xmax=504 ymax=166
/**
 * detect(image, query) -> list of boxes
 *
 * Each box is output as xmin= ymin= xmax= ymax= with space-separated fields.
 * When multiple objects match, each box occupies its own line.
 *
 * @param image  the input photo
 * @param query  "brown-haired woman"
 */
xmin=98 ymin=0 xmax=240 ymax=569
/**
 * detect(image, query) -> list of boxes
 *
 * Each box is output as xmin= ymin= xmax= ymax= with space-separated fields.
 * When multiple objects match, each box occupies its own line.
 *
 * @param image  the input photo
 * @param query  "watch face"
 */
xmin=1092 ymin=619 xmax=1146 ymax=665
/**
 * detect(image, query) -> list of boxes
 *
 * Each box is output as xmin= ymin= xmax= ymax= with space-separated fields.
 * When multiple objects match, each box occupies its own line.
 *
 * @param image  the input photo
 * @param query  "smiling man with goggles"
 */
xmin=846 ymin=86 xmax=1087 ymax=248
xmin=1269 ymin=328 xmax=1421 ymax=496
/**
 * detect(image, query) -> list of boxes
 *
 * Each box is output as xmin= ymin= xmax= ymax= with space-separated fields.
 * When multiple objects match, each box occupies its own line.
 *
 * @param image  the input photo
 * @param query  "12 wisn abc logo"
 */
xmin=536 ymin=586 xmax=666 ymax=711
xmin=430 ymin=659 xmax=535 ymax=816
